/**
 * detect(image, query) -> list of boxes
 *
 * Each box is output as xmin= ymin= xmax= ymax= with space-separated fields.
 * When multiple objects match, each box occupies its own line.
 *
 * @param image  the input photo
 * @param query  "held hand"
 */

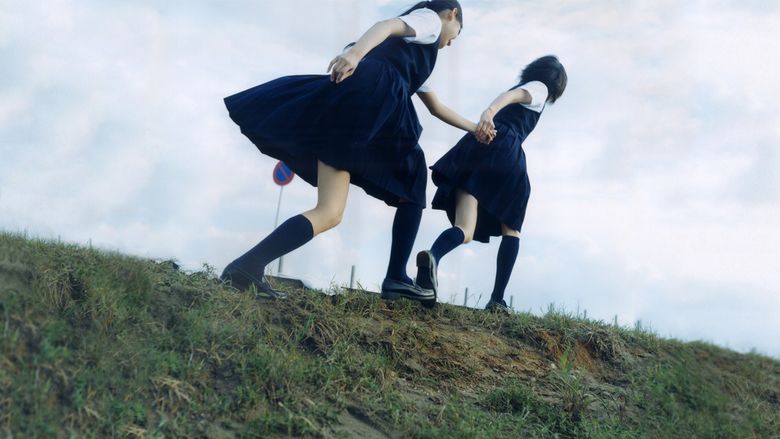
xmin=469 ymin=119 xmax=496 ymax=145
xmin=476 ymin=128 xmax=497 ymax=145
xmin=476 ymin=107 xmax=496 ymax=141
xmin=327 ymin=50 xmax=360 ymax=84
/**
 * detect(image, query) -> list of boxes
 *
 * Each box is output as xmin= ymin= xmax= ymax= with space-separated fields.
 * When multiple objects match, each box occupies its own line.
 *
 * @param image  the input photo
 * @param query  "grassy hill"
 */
xmin=1 ymin=231 xmax=779 ymax=438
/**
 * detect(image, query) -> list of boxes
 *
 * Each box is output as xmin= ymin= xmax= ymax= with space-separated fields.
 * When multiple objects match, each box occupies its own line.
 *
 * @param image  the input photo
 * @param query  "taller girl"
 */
xmin=221 ymin=1 xmax=467 ymax=301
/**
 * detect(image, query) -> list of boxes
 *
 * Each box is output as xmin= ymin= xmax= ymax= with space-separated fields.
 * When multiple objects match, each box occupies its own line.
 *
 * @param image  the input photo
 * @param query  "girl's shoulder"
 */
xmin=399 ymin=8 xmax=441 ymax=45
xmin=514 ymin=81 xmax=548 ymax=113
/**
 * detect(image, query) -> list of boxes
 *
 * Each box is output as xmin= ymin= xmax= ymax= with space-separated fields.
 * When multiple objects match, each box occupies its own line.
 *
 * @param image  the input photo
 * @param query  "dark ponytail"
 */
xmin=517 ymin=55 xmax=567 ymax=104
xmin=401 ymin=1 xmax=464 ymax=28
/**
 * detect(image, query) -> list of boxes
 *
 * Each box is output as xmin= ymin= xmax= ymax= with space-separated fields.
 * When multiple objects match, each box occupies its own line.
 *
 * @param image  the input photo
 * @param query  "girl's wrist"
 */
xmin=345 ymin=47 xmax=362 ymax=61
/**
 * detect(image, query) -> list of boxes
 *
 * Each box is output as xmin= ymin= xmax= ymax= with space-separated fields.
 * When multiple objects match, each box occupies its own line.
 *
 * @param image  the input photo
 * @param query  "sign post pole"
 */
xmin=275 ymin=185 xmax=284 ymax=275
xmin=271 ymin=161 xmax=295 ymax=276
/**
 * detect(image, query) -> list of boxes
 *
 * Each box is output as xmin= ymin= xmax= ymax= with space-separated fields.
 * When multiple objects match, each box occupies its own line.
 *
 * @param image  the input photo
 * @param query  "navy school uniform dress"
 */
xmin=430 ymin=82 xmax=548 ymax=243
xmin=223 ymin=14 xmax=440 ymax=209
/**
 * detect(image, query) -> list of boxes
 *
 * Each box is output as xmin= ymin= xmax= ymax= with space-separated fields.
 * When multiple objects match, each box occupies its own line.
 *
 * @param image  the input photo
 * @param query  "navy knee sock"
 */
xmin=430 ymin=226 xmax=466 ymax=263
xmin=491 ymin=236 xmax=520 ymax=302
xmin=230 ymin=214 xmax=314 ymax=278
xmin=385 ymin=203 xmax=422 ymax=283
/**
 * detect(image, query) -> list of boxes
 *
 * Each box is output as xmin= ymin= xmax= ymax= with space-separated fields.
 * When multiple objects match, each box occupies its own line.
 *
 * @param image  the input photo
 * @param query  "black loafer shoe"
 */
xmin=485 ymin=298 xmax=509 ymax=314
xmin=415 ymin=250 xmax=438 ymax=295
xmin=220 ymin=264 xmax=287 ymax=300
xmin=380 ymin=278 xmax=435 ymax=302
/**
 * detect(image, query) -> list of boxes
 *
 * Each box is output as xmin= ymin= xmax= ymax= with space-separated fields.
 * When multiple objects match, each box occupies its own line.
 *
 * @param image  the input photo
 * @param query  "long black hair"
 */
xmin=401 ymin=1 xmax=464 ymax=28
xmin=343 ymin=1 xmax=463 ymax=51
xmin=517 ymin=55 xmax=567 ymax=103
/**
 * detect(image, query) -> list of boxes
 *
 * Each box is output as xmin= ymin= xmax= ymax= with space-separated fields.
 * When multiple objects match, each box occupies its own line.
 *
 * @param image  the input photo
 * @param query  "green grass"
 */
xmin=1 ymin=231 xmax=779 ymax=438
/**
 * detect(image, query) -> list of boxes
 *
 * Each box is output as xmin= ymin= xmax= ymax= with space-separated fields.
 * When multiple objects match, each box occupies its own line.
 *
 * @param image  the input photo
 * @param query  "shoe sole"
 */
xmin=380 ymin=290 xmax=402 ymax=301
xmin=380 ymin=287 xmax=434 ymax=303
xmin=415 ymin=251 xmax=437 ymax=298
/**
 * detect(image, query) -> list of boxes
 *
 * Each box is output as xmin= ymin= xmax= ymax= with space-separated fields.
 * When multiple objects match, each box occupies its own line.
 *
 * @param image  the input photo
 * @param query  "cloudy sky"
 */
xmin=1 ymin=0 xmax=778 ymax=358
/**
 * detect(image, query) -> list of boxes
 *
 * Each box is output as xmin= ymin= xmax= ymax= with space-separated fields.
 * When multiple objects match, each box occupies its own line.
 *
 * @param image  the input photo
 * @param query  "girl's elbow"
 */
xmin=381 ymin=18 xmax=410 ymax=37
xmin=512 ymin=89 xmax=532 ymax=105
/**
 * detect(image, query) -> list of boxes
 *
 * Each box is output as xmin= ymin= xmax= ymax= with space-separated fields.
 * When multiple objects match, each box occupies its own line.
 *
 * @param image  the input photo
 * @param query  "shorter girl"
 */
xmin=415 ymin=55 xmax=567 ymax=312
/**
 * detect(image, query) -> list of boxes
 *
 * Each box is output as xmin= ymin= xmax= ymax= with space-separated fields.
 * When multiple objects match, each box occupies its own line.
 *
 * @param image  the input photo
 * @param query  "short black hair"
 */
xmin=517 ymin=55 xmax=567 ymax=103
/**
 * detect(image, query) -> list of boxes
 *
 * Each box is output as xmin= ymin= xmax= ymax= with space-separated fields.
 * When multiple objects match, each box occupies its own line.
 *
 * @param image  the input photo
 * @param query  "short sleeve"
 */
xmin=399 ymin=8 xmax=441 ymax=45
xmin=518 ymin=81 xmax=548 ymax=113
xmin=416 ymin=81 xmax=432 ymax=93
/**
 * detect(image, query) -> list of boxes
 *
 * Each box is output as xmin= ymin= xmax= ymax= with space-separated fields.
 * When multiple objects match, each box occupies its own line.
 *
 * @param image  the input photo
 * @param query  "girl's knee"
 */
xmin=320 ymin=208 xmax=344 ymax=230
xmin=306 ymin=206 xmax=344 ymax=233
xmin=455 ymin=225 xmax=474 ymax=243
xmin=501 ymin=224 xmax=520 ymax=237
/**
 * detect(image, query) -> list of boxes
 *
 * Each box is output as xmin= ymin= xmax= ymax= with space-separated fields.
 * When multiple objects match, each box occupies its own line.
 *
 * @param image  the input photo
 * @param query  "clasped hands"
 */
xmin=475 ymin=108 xmax=498 ymax=145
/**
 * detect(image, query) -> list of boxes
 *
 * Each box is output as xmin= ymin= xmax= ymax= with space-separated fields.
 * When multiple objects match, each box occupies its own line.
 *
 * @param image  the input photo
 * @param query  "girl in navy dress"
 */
xmin=221 ymin=1 xmax=486 ymax=303
xmin=415 ymin=56 xmax=568 ymax=312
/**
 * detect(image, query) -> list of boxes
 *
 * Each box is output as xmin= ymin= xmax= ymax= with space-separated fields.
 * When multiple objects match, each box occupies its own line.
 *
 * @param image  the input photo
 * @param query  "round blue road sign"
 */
xmin=273 ymin=161 xmax=295 ymax=186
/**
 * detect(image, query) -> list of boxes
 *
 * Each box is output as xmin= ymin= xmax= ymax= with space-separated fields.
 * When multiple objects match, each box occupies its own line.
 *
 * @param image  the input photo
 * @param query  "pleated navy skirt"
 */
xmin=224 ymin=58 xmax=428 ymax=207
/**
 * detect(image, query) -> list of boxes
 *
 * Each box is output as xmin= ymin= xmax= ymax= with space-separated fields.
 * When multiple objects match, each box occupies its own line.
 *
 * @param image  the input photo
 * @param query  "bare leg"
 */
xmin=454 ymin=189 xmax=479 ymax=243
xmin=302 ymin=160 xmax=351 ymax=236
xmin=417 ymin=189 xmax=479 ymax=300
xmin=221 ymin=161 xmax=350 ymax=295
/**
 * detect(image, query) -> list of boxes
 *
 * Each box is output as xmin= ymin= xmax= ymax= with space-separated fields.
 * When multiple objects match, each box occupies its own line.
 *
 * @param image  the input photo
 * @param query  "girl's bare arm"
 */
xmin=328 ymin=19 xmax=415 ymax=83
xmin=476 ymin=88 xmax=532 ymax=140
xmin=417 ymin=90 xmax=496 ymax=142
xmin=417 ymin=90 xmax=476 ymax=132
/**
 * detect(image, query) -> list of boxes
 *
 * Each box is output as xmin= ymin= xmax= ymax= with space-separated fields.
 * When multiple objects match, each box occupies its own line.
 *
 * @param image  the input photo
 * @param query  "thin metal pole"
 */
xmin=463 ymin=287 xmax=469 ymax=307
xmin=274 ymin=186 xmax=284 ymax=275
xmin=273 ymin=185 xmax=284 ymax=229
xmin=509 ymin=296 xmax=514 ymax=309
xmin=350 ymin=265 xmax=355 ymax=289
